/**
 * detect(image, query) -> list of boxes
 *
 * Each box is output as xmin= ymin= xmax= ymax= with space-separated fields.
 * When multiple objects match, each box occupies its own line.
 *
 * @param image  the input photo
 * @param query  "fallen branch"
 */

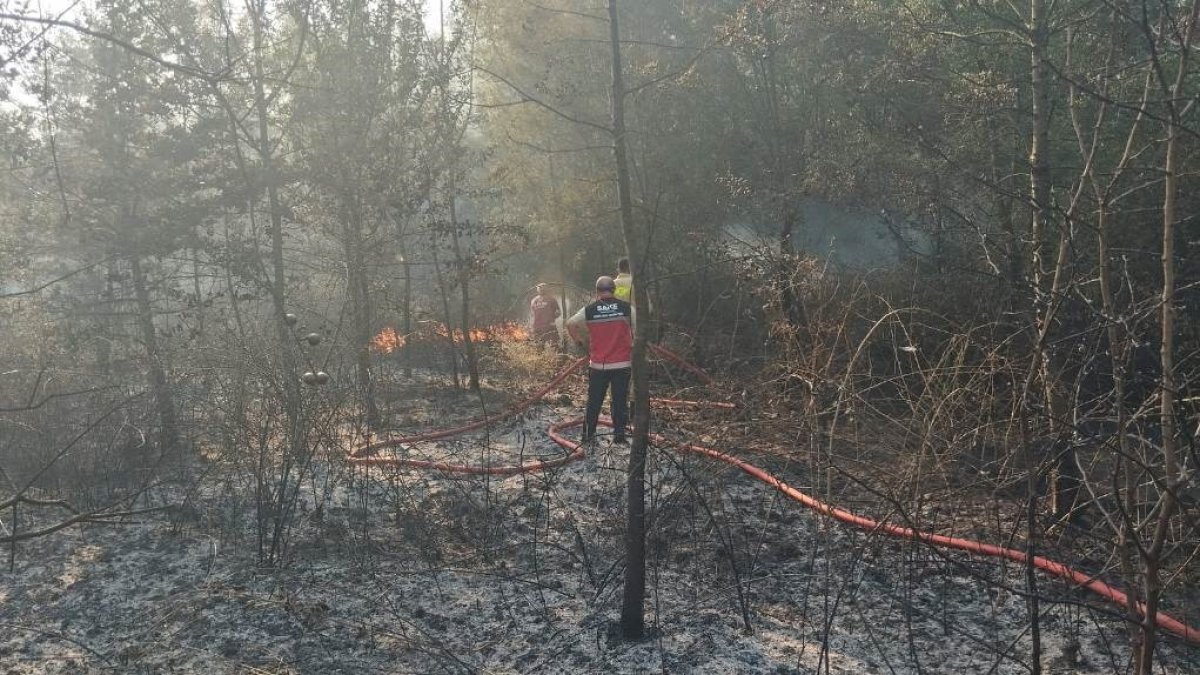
xmin=0 ymin=622 xmax=115 ymax=669
xmin=0 ymin=505 xmax=169 ymax=544
xmin=0 ymin=494 xmax=79 ymax=513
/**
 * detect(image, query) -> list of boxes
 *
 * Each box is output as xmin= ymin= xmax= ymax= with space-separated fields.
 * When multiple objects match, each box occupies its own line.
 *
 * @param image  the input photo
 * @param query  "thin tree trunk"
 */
xmin=1136 ymin=3 xmax=1198 ymax=668
xmin=248 ymin=0 xmax=306 ymax=568
xmin=1136 ymin=8 xmax=1196 ymax=669
xmin=1027 ymin=0 xmax=1078 ymax=530
xmin=430 ymin=222 xmax=461 ymax=389
xmin=1045 ymin=235 xmax=1078 ymax=524
xmin=778 ymin=205 xmax=806 ymax=333
xmin=1029 ymin=0 xmax=1051 ymax=300
xmin=188 ymin=247 xmax=204 ymax=339
xmin=223 ymin=211 xmax=246 ymax=337
xmin=130 ymin=255 xmax=179 ymax=452
xmin=609 ymin=0 xmax=651 ymax=641
xmin=346 ymin=204 xmax=381 ymax=429
xmin=1101 ymin=201 xmax=1142 ymax=645
xmin=1067 ymin=12 xmax=1149 ymax=639
xmin=433 ymin=0 xmax=479 ymax=392
xmin=97 ymin=261 xmax=117 ymax=374
xmin=447 ymin=178 xmax=480 ymax=391
xmin=549 ymin=153 xmax=568 ymax=351
xmin=1024 ymin=6 xmax=1048 ymax=667
xmin=251 ymin=0 xmax=302 ymax=434
xmin=397 ymin=220 xmax=414 ymax=378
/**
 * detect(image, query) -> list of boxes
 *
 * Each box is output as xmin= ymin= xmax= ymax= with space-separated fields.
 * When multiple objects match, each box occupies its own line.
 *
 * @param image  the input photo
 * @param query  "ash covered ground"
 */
xmin=3 ymin=375 xmax=1198 ymax=674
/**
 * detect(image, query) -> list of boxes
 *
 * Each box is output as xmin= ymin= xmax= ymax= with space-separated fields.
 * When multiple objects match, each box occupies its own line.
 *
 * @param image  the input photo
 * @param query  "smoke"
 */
xmin=721 ymin=198 xmax=928 ymax=269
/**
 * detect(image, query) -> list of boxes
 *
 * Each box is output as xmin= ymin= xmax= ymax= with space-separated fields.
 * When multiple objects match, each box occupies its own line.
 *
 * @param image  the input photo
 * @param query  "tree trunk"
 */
xmin=1029 ymin=0 xmax=1052 ymax=330
xmin=223 ymin=212 xmax=246 ymax=337
xmin=345 ymin=204 xmax=381 ymax=429
xmin=129 ymin=255 xmax=179 ymax=452
xmin=1026 ymin=1 xmax=1050 ymax=668
xmin=433 ymin=3 xmax=479 ymax=392
xmin=1136 ymin=4 xmax=1197 ymax=666
xmin=251 ymin=1 xmax=302 ymax=436
xmin=190 ymin=247 xmax=205 ymax=339
xmin=1100 ymin=199 xmax=1142 ymax=645
xmin=778 ymin=205 xmax=806 ymax=333
xmin=609 ymin=0 xmax=651 ymax=641
xmin=447 ymin=178 xmax=480 ymax=391
xmin=430 ymin=222 xmax=461 ymax=389
xmin=247 ymin=2 xmax=306 ymax=568
xmin=1028 ymin=0 xmax=1078 ymax=530
xmin=97 ymin=261 xmax=117 ymax=374
xmin=1066 ymin=9 xmax=1147 ymax=639
xmin=398 ymin=221 xmax=414 ymax=378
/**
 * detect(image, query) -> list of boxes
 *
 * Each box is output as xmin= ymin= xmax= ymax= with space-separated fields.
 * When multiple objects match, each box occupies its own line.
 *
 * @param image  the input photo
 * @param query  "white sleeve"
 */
xmin=565 ymin=307 xmax=587 ymax=340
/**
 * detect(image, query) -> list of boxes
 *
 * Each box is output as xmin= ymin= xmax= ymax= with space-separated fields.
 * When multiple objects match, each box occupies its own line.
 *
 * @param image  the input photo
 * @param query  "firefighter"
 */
xmin=529 ymin=283 xmax=561 ymax=346
xmin=565 ymin=276 xmax=632 ymax=444
xmin=614 ymin=257 xmax=633 ymax=303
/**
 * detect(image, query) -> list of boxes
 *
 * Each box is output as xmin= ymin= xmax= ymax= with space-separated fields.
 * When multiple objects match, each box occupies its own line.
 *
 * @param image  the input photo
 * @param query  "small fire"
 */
xmin=483 ymin=322 xmax=530 ymax=342
xmin=371 ymin=322 xmax=530 ymax=353
xmin=372 ymin=327 xmax=405 ymax=352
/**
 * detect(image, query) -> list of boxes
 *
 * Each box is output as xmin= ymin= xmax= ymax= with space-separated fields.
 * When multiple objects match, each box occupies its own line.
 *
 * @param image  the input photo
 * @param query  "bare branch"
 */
xmin=520 ymin=0 xmax=606 ymax=23
xmin=474 ymin=65 xmax=612 ymax=134
xmin=0 ymin=12 xmax=221 ymax=81
xmin=0 ymin=384 xmax=124 ymax=413
xmin=625 ymin=42 xmax=715 ymax=97
xmin=502 ymin=131 xmax=611 ymax=155
xmin=7 ymin=394 xmax=141 ymax=503
xmin=0 ymin=505 xmax=169 ymax=544
xmin=0 ymin=257 xmax=113 ymax=300
xmin=0 ymin=494 xmax=79 ymax=513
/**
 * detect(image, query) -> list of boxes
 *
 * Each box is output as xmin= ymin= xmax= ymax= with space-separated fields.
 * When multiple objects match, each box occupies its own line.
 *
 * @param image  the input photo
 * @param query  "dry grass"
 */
xmin=491 ymin=338 xmax=574 ymax=383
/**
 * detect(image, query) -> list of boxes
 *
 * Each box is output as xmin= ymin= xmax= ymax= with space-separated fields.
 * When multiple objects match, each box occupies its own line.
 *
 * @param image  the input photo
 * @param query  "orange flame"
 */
xmin=372 ymin=327 xmax=405 ymax=352
xmin=372 ymin=322 xmax=530 ymax=353
xmin=483 ymin=321 xmax=531 ymax=342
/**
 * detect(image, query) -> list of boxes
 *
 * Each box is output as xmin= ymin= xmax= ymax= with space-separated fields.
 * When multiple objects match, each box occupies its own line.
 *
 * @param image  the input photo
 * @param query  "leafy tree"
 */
xmin=46 ymin=0 xmax=220 ymax=451
xmin=292 ymin=0 xmax=430 ymax=425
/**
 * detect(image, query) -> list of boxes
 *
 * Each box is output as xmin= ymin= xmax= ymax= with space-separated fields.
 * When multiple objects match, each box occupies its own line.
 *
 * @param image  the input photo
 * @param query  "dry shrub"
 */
xmin=492 ymin=338 xmax=570 ymax=382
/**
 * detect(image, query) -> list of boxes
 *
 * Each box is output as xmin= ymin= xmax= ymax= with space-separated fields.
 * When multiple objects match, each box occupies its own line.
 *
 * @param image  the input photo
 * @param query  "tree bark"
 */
xmin=434 ymin=2 xmax=480 ymax=392
xmin=247 ymin=1 xmax=308 ymax=568
xmin=129 ymin=254 xmax=179 ymax=452
xmin=609 ymin=0 xmax=651 ymax=641
xmin=1136 ymin=4 xmax=1197 ymax=668
xmin=97 ymin=261 xmax=117 ymax=374
xmin=1026 ymin=1 xmax=1051 ymax=668
xmin=250 ymin=0 xmax=302 ymax=434
xmin=345 ymin=202 xmax=381 ymax=429
xmin=1027 ymin=0 xmax=1079 ymax=530
xmin=191 ymin=247 xmax=205 ymax=338
xmin=447 ymin=178 xmax=480 ymax=391
xmin=430 ymin=220 xmax=462 ymax=389
xmin=396 ymin=218 xmax=414 ymax=378
xmin=778 ymin=205 xmax=806 ymax=332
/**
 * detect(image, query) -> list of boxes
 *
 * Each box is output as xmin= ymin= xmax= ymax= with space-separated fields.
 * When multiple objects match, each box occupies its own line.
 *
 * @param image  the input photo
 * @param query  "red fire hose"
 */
xmin=349 ymin=348 xmax=1200 ymax=645
xmin=670 ymin=441 xmax=1200 ymax=645
xmin=649 ymin=343 xmax=715 ymax=385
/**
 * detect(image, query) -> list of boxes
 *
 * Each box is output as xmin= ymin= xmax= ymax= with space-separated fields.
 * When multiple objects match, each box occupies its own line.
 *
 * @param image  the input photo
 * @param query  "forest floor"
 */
xmin=2 ymin=353 xmax=1199 ymax=674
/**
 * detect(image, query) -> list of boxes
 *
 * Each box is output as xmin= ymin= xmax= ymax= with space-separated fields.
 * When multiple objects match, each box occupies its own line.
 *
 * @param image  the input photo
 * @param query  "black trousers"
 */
xmin=585 ymin=367 xmax=630 ymax=439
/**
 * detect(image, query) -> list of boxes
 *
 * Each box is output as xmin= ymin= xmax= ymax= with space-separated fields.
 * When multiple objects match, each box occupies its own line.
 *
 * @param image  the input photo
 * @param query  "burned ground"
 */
xmin=3 ymin=364 xmax=1198 ymax=674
